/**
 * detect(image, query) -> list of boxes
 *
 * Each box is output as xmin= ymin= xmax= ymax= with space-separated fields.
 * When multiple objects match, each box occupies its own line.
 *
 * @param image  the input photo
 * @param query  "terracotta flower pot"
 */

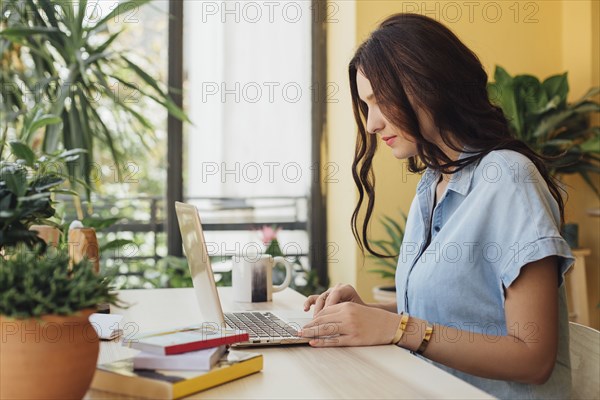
xmin=0 ymin=309 xmax=99 ymax=399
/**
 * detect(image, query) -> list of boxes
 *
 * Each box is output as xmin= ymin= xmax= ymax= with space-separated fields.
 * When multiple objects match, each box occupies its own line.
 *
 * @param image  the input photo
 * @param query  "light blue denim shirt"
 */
xmin=395 ymin=149 xmax=574 ymax=400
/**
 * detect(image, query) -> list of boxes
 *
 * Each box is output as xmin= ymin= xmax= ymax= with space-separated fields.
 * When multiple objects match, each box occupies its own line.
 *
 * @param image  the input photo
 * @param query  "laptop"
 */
xmin=175 ymin=201 xmax=311 ymax=346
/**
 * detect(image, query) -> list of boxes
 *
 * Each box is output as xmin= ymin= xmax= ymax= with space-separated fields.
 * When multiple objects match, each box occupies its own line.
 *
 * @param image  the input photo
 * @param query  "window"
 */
xmin=182 ymin=1 xmax=315 ymax=279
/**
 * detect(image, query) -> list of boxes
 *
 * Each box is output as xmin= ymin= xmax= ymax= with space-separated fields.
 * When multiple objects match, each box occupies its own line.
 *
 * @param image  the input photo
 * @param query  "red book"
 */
xmin=123 ymin=325 xmax=249 ymax=355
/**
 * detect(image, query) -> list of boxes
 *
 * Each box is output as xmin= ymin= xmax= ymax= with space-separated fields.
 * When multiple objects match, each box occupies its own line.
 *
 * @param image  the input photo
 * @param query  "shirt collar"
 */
xmin=416 ymin=147 xmax=478 ymax=196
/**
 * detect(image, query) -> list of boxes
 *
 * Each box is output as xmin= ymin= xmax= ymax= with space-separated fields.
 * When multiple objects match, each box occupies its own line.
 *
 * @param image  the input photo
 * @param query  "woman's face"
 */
xmin=356 ymin=70 xmax=419 ymax=159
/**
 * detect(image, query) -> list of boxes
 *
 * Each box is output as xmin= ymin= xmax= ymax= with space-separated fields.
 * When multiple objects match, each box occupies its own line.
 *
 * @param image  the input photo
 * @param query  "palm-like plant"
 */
xmin=0 ymin=0 xmax=188 ymax=196
xmin=488 ymin=66 xmax=600 ymax=195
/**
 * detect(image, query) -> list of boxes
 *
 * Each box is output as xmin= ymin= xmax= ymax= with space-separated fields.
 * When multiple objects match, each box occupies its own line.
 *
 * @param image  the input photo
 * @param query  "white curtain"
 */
xmin=184 ymin=1 xmax=312 ymax=199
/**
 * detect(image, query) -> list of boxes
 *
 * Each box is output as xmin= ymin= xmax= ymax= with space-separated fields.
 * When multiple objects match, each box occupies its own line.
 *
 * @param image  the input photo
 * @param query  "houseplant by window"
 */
xmin=0 ymin=0 xmax=188 ymax=196
xmin=488 ymin=66 xmax=600 ymax=248
xmin=367 ymin=212 xmax=406 ymax=303
xmin=1 ymin=138 xmax=120 ymax=398
xmin=0 ymin=245 xmax=119 ymax=399
xmin=0 ymin=112 xmax=80 ymax=251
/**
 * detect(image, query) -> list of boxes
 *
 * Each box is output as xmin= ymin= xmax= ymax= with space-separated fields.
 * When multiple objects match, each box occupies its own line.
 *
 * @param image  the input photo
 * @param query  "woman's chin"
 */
xmin=390 ymin=147 xmax=416 ymax=160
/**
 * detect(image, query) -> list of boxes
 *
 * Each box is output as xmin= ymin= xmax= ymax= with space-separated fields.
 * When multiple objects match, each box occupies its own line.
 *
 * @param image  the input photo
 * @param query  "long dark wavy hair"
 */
xmin=349 ymin=13 xmax=566 ymax=257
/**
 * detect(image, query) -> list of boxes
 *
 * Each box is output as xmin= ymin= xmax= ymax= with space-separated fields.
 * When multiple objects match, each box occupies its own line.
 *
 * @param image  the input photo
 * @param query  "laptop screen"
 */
xmin=175 ymin=202 xmax=225 ymax=326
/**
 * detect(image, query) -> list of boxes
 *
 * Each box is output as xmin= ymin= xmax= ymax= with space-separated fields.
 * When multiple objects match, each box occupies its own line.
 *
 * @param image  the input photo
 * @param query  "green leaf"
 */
xmin=121 ymin=55 xmax=165 ymax=95
xmin=494 ymin=66 xmax=513 ymax=86
xmin=367 ymin=269 xmax=396 ymax=279
xmin=489 ymin=66 xmax=521 ymax=136
xmin=0 ymin=27 xmax=59 ymax=37
xmin=28 ymin=115 xmax=62 ymax=136
xmin=76 ymin=0 xmax=88 ymax=35
xmin=532 ymin=109 xmax=574 ymax=138
xmin=371 ymin=239 xmax=395 ymax=255
xmin=514 ymin=75 xmax=547 ymax=138
xmin=576 ymin=87 xmax=600 ymax=102
xmin=542 ymin=73 xmax=568 ymax=106
xmin=109 ymin=74 xmax=190 ymax=123
xmin=580 ymin=135 xmax=600 ymax=153
xmin=8 ymin=142 xmax=36 ymax=167
xmin=382 ymin=215 xmax=404 ymax=236
xmin=572 ymin=100 xmax=600 ymax=114
xmin=44 ymin=65 xmax=79 ymax=153
xmin=81 ymin=216 xmax=121 ymax=230
xmin=51 ymin=188 xmax=79 ymax=196
xmin=83 ymin=96 xmax=123 ymax=180
xmin=0 ymin=246 xmax=121 ymax=318
xmin=100 ymin=239 xmax=135 ymax=253
xmin=17 ymin=192 xmax=52 ymax=202
xmin=30 ymin=174 xmax=65 ymax=191
xmin=94 ymin=29 xmax=124 ymax=54
xmin=2 ymin=168 xmax=28 ymax=198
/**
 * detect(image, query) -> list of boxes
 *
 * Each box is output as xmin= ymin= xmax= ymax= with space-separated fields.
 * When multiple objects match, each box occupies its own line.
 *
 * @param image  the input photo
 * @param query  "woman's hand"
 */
xmin=303 ymin=284 xmax=365 ymax=316
xmin=299 ymin=302 xmax=402 ymax=347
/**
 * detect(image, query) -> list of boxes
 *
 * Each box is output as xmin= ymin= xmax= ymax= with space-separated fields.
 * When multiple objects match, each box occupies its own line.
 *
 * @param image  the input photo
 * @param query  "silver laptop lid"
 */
xmin=175 ymin=202 xmax=226 ymax=326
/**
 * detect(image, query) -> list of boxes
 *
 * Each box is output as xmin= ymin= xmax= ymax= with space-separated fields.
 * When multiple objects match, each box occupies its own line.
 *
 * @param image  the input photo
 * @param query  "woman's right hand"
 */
xmin=303 ymin=284 xmax=366 ymax=317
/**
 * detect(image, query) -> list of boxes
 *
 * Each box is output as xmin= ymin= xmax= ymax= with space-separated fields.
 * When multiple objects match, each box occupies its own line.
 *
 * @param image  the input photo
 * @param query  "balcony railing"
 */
xmin=59 ymin=194 xmax=310 ymax=273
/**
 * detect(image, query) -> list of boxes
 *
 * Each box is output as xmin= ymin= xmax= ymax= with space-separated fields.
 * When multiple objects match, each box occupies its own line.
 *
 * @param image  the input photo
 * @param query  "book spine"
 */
xmin=172 ymin=355 xmax=263 ymax=399
xmin=165 ymin=333 xmax=249 ymax=355
xmin=126 ymin=341 xmax=163 ymax=355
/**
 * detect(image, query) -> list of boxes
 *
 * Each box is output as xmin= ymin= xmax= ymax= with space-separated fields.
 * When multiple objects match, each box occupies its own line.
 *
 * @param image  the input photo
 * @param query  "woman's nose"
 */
xmin=367 ymin=113 xmax=385 ymax=135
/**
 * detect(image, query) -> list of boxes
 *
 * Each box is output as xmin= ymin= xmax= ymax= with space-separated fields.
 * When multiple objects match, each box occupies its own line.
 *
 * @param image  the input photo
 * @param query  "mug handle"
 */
xmin=272 ymin=256 xmax=293 ymax=293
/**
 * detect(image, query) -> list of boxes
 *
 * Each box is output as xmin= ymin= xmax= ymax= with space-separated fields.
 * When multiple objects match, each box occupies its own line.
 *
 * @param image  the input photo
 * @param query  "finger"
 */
xmin=309 ymin=335 xmax=352 ymax=347
xmin=314 ymin=302 xmax=345 ymax=318
xmin=323 ymin=288 xmax=343 ymax=309
xmin=299 ymin=321 xmax=342 ymax=338
xmin=312 ymin=291 xmax=330 ymax=316
xmin=303 ymin=295 xmax=319 ymax=312
xmin=302 ymin=310 xmax=338 ymax=329
xmin=302 ymin=315 xmax=340 ymax=331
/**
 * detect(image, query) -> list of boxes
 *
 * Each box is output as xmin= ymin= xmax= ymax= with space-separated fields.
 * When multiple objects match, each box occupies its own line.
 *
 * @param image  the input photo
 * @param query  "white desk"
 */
xmin=85 ymin=288 xmax=492 ymax=399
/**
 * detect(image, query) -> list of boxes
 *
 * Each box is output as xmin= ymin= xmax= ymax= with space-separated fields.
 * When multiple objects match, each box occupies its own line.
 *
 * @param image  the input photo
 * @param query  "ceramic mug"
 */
xmin=232 ymin=254 xmax=293 ymax=302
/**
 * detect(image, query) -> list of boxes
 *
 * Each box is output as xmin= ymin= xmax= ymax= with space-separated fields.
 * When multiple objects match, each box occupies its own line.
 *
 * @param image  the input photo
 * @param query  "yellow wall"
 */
xmin=325 ymin=1 xmax=600 ymax=328
xmin=561 ymin=1 xmax=600 ymax=329
xmin=326 ymin=1 xmax=359 ymax=287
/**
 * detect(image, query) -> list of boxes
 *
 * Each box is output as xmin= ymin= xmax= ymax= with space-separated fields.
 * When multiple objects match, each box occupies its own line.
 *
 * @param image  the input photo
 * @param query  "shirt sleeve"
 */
xmin=486 ymin=152 xmax=575 ymax=289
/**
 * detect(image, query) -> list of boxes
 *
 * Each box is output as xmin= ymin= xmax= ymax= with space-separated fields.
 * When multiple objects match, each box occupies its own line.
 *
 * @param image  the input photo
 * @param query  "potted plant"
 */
xmin=1 ymin=133 xmax=119 ymax=398
xmin=0 ymin=245 xmax=119 ymax=399
xmin=0 ymin=110 xmax=81 ymax=251
xmin=488 ymin=66 xmax=600 ymax=248
xmin=367 ymin=212 xmax=406 ymax=303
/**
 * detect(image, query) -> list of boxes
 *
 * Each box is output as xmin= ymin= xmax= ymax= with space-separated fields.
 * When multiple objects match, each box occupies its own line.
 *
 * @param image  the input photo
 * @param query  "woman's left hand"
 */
xmin=298 ymin=302 xmax=402 ymax=347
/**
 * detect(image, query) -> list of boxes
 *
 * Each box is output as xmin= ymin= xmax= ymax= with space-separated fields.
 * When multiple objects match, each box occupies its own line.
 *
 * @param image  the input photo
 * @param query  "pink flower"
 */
xmin=259 ymin=225 xmax=281 ymax=245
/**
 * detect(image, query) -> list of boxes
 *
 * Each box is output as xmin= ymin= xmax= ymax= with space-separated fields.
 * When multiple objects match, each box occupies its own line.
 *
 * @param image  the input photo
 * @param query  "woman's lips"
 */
xmin=382 ymin=135 xmax=397 ymax=146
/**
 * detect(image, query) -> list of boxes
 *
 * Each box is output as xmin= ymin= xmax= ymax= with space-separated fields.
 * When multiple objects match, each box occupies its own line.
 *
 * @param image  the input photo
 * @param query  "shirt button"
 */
xmin=434 ymin=226 xmax=440 ymax=232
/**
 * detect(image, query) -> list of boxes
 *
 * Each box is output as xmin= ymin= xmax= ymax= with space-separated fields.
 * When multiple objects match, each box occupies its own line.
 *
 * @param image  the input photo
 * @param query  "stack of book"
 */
xmin=91 ymin=325 xmax=262 ymax=399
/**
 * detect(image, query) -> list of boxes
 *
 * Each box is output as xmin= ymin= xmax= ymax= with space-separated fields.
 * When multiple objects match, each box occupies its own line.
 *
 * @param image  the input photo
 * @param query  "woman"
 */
xmin=299 ymin=13 xmax=574 ymax=399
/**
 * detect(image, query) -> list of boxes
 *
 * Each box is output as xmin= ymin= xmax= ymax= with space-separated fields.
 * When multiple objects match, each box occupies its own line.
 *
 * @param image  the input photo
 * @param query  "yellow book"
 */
xmin=91 ymin=350 xmax=263 ymax=399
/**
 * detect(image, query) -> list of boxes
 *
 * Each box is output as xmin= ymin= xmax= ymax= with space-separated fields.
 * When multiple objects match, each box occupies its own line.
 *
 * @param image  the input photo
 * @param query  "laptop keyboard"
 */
xmin=224 ymin=311 xmax=299 ymax=340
